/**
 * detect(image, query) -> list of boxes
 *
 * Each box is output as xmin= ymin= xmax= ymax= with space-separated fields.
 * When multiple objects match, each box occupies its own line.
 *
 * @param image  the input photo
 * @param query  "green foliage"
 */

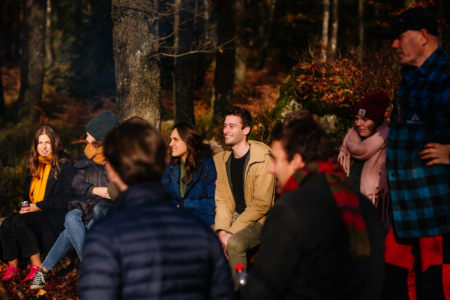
xmin=0 ymin=158 xmax=27 ymax=216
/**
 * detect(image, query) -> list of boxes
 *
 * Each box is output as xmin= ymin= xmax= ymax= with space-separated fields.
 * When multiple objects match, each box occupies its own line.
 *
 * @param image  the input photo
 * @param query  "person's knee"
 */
xmin=64 ymin=210 xmax=82 ymax=227
xmin=11 ymin=214 xmax=26 ymax=229
xmin=93 ymin=204 xmax=112 ymax=222
xmin=227 ymin=234 xmax=246 ymax=254
xmin=1 ymin=216 xmax=14 ymax=231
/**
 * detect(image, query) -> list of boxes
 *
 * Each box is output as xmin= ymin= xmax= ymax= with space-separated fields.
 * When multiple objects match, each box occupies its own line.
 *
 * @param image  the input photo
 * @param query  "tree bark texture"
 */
xmin=234 ymin=0 xmax=246 ymax=86
xmin=18 ymin=0 xmax=47 ymax=124
xmin=213 ymin=0 xmax=235 ymax=124
xmin=111 ymin=0 xmax=161 ymax=129
xmin=358 ymin=0 xmax=364 ymax=60
xmin=255 ymin=0 xmax=276 ymax=71
xmin=173 ymin=0 xmax=196 ymax=125
xmin=321 ymin=0 xmax=330 ymax=60
xmin=330 ymin=0 xmax=338 ymax=54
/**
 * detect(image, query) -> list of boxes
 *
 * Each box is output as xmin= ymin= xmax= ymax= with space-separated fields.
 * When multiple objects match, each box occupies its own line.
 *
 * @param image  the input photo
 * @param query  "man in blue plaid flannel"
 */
xmin=380 ymin=7 xmax=450 ymax=300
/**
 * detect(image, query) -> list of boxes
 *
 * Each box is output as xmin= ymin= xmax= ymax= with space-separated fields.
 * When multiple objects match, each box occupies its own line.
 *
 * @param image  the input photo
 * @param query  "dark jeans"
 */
xmin=0 ymin=211 xmax=52 ymax=261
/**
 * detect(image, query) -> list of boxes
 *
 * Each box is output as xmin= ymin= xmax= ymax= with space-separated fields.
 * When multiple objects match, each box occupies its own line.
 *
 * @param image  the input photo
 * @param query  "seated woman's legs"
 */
xmin=41 ymin=229 xmax=72 ymax=272
xmin=64 ymin=209 xmax=87 ymax=260
xmin=11 ymin=211 xmax=45 ymax=266
xmin=1 ymin=214 xmax=20 ymax=268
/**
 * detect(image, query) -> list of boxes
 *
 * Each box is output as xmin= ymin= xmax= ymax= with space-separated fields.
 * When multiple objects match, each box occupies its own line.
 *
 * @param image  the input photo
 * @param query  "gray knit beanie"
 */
xmin=85 ymin=111 xmax=118 ymax=141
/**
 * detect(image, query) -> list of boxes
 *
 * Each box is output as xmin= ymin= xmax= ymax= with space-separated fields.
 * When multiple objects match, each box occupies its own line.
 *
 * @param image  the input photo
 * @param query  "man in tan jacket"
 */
xmin=214 ymin=107 xmax=275 ymax=275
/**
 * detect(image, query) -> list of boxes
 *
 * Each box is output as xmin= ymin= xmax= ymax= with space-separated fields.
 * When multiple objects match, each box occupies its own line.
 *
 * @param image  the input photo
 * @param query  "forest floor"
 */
xmin=0 ymin=258 xmax=79 ymax=299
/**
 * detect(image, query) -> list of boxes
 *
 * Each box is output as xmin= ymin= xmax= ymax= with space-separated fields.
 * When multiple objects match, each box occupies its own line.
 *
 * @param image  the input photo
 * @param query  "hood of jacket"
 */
xmin=213 ymin=140 xmax=271 ymax=164
xmin=74 ymin=153 xmax=92 ymax=169
xmin=204 ymin=139 xmax=224 ymax=156
xmin=112 ymin=181 xmax=171 ymax=213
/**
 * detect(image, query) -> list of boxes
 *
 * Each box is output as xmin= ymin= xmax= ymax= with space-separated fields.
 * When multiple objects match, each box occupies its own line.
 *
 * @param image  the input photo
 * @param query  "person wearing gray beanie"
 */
xmin=85 ymin=111 xmax=118 ymax=141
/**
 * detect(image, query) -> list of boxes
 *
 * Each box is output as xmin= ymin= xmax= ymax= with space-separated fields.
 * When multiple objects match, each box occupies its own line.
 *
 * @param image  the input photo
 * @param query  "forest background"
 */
xmin=0 ymin=0 xmax=450 ymax=298
xmin=1 ymin=0 xmax=450 ymax=216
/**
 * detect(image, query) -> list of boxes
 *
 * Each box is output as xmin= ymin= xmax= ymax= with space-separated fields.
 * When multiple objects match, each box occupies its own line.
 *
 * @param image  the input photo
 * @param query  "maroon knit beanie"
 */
xmin=353 ymin=92 xmax=391 ymax=125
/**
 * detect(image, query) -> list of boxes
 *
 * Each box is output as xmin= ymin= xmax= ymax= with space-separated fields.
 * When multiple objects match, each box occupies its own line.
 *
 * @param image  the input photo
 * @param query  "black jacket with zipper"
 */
xmin=68 ymin=154 xmax=113 ymax=224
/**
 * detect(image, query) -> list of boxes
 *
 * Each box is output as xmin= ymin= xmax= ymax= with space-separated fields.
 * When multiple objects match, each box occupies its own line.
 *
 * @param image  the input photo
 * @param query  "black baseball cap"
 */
xmin=379 ymin=7 xmax=439 ymax=39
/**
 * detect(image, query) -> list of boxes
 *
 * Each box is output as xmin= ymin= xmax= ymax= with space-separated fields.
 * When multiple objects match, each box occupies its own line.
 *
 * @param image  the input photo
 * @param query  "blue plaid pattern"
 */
xmin=387 ymin=46 xmax=450 ymax=238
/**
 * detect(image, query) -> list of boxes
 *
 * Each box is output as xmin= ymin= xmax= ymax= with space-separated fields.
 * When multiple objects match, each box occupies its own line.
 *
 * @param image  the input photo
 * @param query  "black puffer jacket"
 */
xmin=68 ymin=154 xmax=113 ymax=224
xmin=79 ymin=182 xmax=234 ymax=300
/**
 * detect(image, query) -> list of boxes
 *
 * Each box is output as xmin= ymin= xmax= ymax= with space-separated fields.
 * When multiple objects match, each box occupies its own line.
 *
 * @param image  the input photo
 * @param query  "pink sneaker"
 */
xmin=21 ymin=265 xmax=40 ymax=282
xmin=1 ymin=264 xmax=20 ymax=281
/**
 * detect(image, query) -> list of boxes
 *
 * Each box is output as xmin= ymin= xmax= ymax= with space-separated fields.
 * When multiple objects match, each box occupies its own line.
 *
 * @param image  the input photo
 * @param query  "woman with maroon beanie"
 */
xmin=338 ymin=91 xmax=391 ymax=227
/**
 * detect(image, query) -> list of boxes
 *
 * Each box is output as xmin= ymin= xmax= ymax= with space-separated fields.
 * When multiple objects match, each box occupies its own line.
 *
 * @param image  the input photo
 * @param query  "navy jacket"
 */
xmin=69 ymin=154 xmax=113 ymax=224
xmin=79 ymin=182 xmax=234 ymax=300
xmin=162 ymin=155 xmax=217 ymax=225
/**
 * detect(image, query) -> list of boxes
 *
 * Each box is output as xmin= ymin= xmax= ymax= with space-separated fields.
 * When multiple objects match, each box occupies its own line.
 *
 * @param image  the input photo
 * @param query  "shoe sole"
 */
xmin=30 ymin=284 xmax=45 ymax=289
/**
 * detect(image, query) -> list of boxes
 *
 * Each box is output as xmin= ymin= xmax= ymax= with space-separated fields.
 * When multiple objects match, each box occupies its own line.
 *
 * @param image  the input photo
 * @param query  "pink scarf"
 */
xmin=338 ymin=121 xmax=390 ymax=227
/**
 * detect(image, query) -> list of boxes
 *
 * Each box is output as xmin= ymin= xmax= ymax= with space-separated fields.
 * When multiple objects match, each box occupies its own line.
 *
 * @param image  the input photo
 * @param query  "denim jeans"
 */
xmin=42 ymin=209 xmax=91 ymax=271
xmin=93 ymin=203 xmax=112 ymax=222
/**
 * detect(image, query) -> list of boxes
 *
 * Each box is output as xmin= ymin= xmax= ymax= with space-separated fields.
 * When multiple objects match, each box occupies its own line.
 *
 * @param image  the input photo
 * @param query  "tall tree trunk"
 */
xmin=17 ymin=0 xmax=47 ymax=124
xmin=255 ymin=0 xmax=276 ymax=71
xmin=212 ymin=0 xmax=235 ymax=124
xmin=45 ymin=0 xmax=53 ymax=65
xmin=234 ymin=0 xmax=246 ymax=86
xmin=173 ymin=0 xmax=195 ymax=125
xmin=111 ymin=0 xmax=161 ymax=129
xmin=358 ymin=0 xmax=364 ymax=61
xmin=194 ymin=0 xmax=207 ymax=89
xmin=321 ymin=0 xmax=330 ymax=60
xmin=330 ymin=0 xmax=338 ymax=55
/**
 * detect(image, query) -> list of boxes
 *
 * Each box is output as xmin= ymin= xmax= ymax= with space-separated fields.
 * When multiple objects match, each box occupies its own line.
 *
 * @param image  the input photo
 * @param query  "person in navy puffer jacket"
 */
xmin=162 ymin=123 xmax=222 ymax=226
xmin=79 ymin=120 xmax=234 ymax=300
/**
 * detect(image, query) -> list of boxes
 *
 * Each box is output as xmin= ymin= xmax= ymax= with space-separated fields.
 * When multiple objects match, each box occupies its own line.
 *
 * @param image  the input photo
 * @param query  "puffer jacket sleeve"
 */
xmin=183 ymin=157 xmax=216 ymax=216
xmin=209 ymin=232 xmax=235 ymax=300
xmin=79 ymin=220 xmax=120 ymax=300
xmin=36 ymin=162 xmax=75 ymax=211
xmin=71 ymin=163 xmax=94 ymax=197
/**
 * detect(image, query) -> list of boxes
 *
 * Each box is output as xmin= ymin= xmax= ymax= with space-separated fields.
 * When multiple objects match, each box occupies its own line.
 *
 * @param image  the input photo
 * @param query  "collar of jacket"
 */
xmin=170 ymin=157 xmax=209 ymax=199
xmin=222 ymin=140 xmax=271 ymax=188
xmin=74 ymin=153 xmax=92 ymax=169
xmin=400 ymin=46 xmax=445 ymax=82
xmin=112 ymin=181 xmax=171 ymax=213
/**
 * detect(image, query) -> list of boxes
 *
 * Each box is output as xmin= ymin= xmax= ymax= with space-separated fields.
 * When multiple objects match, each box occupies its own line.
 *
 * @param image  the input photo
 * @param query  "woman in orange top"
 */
xmin=0 ymin=125 xmax=75 ymax=281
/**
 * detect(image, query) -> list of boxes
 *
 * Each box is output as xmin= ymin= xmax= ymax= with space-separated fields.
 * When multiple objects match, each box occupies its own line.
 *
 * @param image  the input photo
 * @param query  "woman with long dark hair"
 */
xmin=162 ymin=123 xmax=222 ymax=225
xmin=0 ymin=125 xmax=75 ymax=281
